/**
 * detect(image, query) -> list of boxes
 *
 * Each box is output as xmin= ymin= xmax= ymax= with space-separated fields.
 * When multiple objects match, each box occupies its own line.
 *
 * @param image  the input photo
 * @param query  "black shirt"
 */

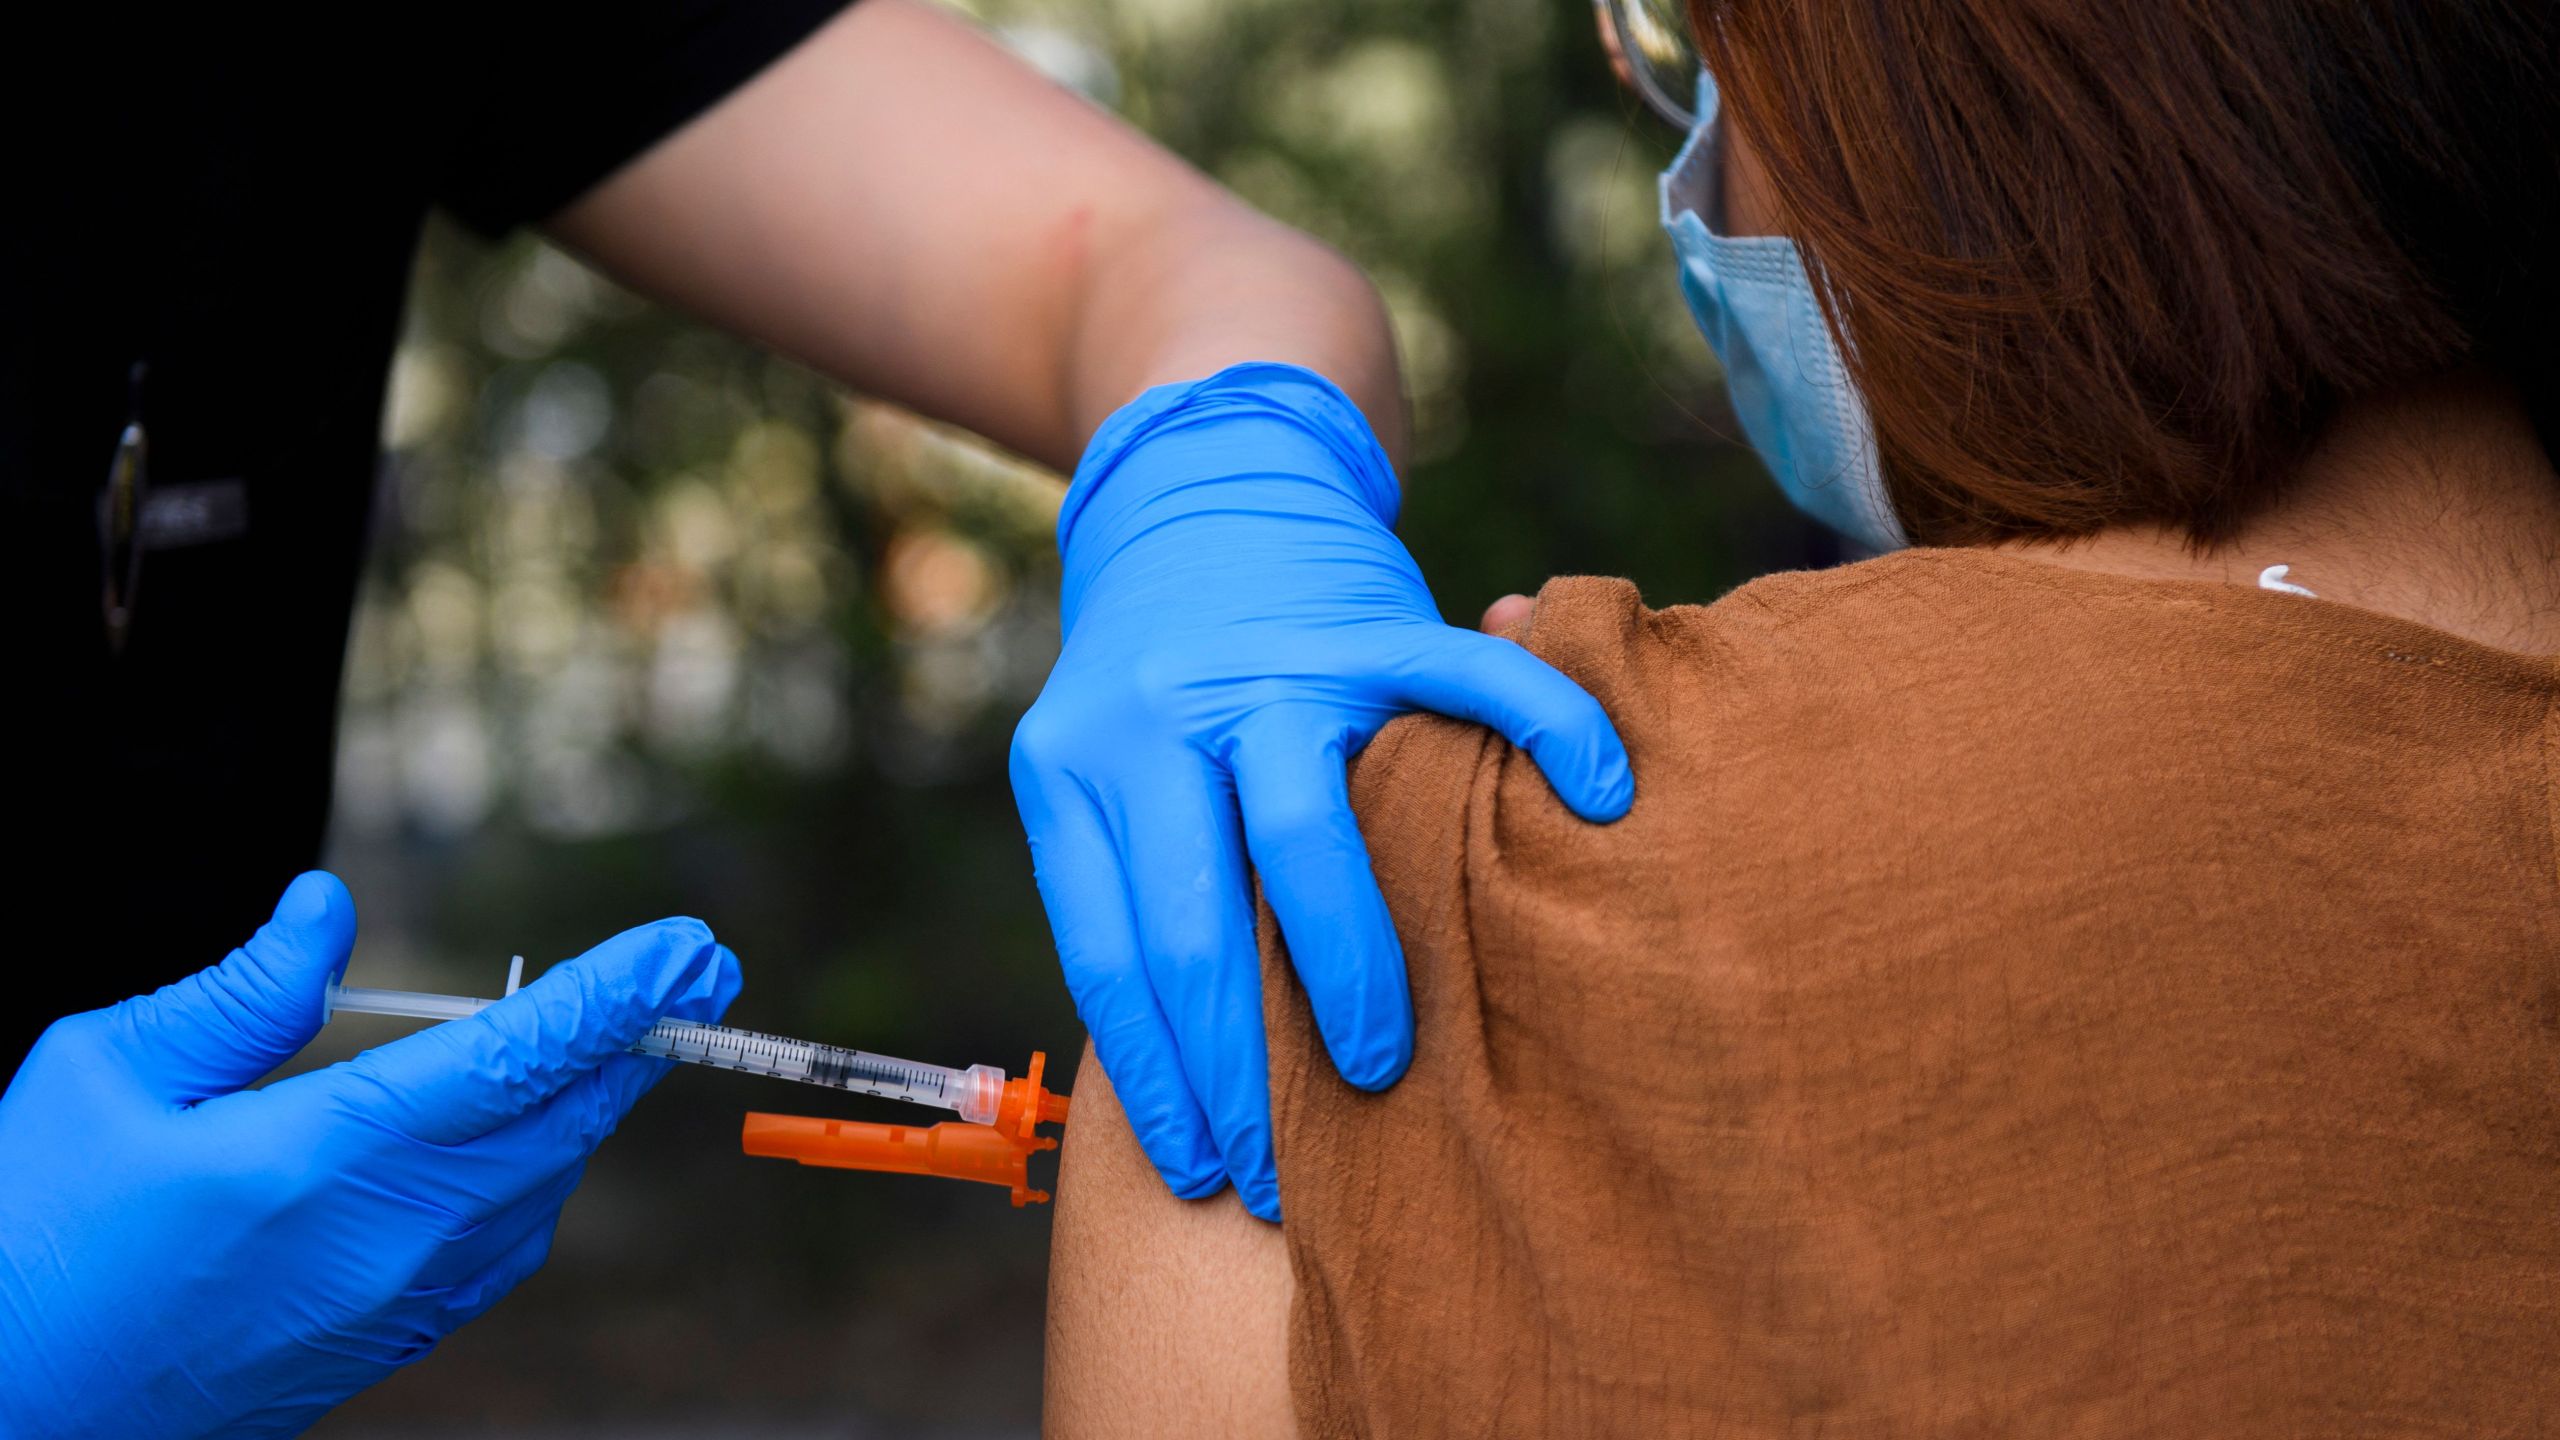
xmin=3 ymin=1 xmax=853 ymax=1070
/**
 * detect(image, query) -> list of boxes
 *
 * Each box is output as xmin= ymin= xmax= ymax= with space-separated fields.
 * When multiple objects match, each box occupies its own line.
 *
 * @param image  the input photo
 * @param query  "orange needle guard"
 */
xmin=741 ymin=1050 xmax=1073 ymax=1206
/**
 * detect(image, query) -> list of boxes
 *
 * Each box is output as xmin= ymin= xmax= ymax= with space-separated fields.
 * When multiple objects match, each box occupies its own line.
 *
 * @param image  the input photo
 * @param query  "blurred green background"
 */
xmin=314 ymin=0 xmax=1826 ymax=1433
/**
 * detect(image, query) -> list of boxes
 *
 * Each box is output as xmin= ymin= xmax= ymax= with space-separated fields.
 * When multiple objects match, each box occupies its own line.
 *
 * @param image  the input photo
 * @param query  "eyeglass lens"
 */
xmin=1603 ymin=0 xmax=1700 ymax=129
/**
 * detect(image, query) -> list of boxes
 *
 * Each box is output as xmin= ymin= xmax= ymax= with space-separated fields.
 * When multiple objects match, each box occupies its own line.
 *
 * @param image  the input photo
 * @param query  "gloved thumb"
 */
xmin=1402 ymin=629 xmax=1636 ymax=822
xmin=106 ymin=871 xmax=357 ymax=1105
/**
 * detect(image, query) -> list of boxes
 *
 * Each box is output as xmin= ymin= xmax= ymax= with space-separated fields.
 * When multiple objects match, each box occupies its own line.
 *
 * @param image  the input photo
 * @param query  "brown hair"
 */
xmin=1687 ymin=1 xmax=2559 ymax=545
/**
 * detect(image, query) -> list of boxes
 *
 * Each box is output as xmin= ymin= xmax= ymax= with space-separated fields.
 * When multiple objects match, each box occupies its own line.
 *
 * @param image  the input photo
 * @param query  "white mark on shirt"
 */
xmin=2258 ymin=564 xmax=2318 ymax=598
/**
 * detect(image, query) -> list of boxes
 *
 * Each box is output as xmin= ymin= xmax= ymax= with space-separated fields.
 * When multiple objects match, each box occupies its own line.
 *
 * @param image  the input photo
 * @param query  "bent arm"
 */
xmin=1045 ymin=1043 xmax=1295 ymax=1439
xmin=546 ymin=0 xmax=1405 ymax=473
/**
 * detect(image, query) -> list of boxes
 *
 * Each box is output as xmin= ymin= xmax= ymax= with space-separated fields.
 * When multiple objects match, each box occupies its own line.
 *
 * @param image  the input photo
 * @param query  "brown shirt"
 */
xmin=1263 ymin=550 xmax=2560 ymax=1438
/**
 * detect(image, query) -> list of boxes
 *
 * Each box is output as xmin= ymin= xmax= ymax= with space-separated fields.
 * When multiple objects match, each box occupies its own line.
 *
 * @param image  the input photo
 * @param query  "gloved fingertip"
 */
xmin=654 ymin=915 xmax=718 ymax=964
xmin=1303 ymin=926 xmax=1412 ymax=1092
xmin=1149 ymin=1128 xmax=1228 ymax=1200
xmin=1241 ymin=1176 xmax=1283 ymax=1224
xmin=271 ymin=871 xmax=359 ymax=973
xmin=581 ymin=916 xmax=728 ymax=1026
xmin=1335 ymin=1029 xmax=1413 ymax=1092
xmin=1562 ymin=746 xmax=1637 ymax=824
xmin=1133 ymin=1114 xmax=1227 ymax=1201
xmin=703 ymin=944 xmax=745 ymax=1020
xmin=674 ymin=924 xmax=732 ymax=995
xmin=1165 ymin=1166 xmax=1229 ymax=1202
xmin=1525 ymin=700 xmax=1635 ymax=823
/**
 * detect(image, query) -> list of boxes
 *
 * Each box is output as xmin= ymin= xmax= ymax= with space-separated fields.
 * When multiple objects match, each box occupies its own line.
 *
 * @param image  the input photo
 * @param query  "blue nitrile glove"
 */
xmin=1010 ymin=362 xmax=1633 ymax=1220
xmin=0 ymin=872 xmax=740 ymax=1440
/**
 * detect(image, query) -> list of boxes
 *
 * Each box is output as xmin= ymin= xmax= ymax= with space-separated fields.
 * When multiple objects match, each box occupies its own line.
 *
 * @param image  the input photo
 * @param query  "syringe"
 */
xmin=324 ymin=957 xmax=1007 ymax=1124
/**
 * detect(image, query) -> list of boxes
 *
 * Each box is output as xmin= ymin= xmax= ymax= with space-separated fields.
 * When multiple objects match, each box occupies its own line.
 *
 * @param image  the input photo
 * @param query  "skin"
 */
xmin=1049 ymin=118 xmax=2560 ymax=1439
xmin=2007 ymin=370 xmax=2560 ymax=655
xmin=1045 ymin=1044 xmax=1294 ymax=1440
xmin=548 ymin=0 xmax=1407 ymax=474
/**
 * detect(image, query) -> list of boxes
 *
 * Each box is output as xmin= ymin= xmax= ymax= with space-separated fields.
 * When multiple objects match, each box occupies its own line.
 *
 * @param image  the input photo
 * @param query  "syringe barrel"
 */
xmin=324 ymin=973 xmax=1003 ymax=1120
xmin=629 ymin=1018 xmax=996 ymax=1119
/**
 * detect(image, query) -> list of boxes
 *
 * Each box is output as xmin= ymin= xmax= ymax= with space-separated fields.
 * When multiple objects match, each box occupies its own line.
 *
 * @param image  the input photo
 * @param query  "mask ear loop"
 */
xmin=1623 ymin=73 xmax=1741 ymax=443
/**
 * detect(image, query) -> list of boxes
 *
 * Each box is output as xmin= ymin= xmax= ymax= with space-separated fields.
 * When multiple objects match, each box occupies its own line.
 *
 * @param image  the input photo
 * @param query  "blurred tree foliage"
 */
xmin=323 ymin=0 xmax=1827 ymax=1431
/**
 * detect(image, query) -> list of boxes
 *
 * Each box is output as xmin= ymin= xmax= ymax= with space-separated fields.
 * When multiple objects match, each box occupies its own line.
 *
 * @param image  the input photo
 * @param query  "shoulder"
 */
xmin=1350 ymin=551 xmax=2021 ymax=822
xmin=1487 ymin=549 xmax=2028 ymax=707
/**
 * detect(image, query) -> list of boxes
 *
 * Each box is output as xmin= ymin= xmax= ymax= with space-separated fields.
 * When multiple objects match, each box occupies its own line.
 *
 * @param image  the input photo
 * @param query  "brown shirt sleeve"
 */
xmin=1264 ymin=577 xmax=1755 ymax=1437
xmin=1261 ymin=560 xmax=2560 ymax=1439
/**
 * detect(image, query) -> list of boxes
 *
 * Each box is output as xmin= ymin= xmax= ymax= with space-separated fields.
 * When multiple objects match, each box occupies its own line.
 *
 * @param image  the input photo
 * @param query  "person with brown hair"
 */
xmin=1043 ymin=0 xmax=2560 ymax=1434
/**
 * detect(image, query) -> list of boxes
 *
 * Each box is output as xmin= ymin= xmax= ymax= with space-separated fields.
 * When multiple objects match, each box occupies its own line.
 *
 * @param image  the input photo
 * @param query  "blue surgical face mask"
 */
xmin=1659 ymin=72 xmax=1908 ymax=551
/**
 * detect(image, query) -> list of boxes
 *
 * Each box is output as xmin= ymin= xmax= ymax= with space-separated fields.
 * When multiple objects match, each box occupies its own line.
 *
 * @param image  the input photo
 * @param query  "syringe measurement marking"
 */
xmin=638 ymin=1022 xmax=957 ymax=1103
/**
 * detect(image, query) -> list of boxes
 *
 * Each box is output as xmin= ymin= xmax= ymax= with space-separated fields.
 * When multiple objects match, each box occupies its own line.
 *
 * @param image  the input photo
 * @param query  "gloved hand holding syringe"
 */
xmin=329 ymin=955 xmax=1073 ymax=1203
xmin=329 ymin=955 xmax=1012 ymax=1121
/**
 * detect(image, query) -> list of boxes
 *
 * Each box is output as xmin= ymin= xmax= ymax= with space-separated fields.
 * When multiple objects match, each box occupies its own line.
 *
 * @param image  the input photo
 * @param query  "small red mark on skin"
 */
xmin=1048 ymin=204 xmax=1096 ymax=286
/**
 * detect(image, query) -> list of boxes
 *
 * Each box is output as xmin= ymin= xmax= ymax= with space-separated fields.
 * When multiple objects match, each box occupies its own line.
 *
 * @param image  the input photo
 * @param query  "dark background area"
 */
xmin=309 ymin=0 xmax=1825 ymax=1431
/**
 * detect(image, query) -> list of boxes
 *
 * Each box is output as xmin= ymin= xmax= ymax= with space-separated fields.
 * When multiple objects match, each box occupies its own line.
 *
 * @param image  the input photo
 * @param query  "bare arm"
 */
xmin=546 ymin=0 xmax=1406 ymax=473
xmin=1045 ymin=1043 xmax=1294 ymax=1440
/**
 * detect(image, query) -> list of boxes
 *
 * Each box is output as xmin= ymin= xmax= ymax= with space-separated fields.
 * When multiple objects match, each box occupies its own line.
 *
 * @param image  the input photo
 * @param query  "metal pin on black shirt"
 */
xmin=99 ymin=362 xmax=148 ymax=654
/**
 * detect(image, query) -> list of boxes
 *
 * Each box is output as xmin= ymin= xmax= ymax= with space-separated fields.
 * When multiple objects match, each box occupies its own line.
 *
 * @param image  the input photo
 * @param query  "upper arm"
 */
xmin=544 ymin=0 xmax=1231 ymax=469
xmin=1044 ymin=1043 xmax=1296 ymax=1440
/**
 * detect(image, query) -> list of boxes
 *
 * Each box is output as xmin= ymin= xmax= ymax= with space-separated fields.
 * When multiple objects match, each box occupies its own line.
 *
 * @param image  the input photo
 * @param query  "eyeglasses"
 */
xmin=1592 ymin=0 xmax=1703 ymax=131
